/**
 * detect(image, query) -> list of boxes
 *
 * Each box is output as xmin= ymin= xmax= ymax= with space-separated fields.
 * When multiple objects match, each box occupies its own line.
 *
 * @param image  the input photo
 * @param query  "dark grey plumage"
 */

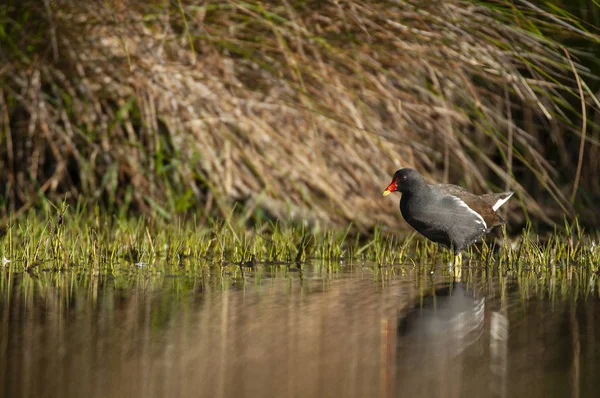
xmin=384 ymin=168 xmax=513 ymax=255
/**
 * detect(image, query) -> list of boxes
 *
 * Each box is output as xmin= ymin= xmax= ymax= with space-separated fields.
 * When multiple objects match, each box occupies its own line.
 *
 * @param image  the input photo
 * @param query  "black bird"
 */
xmin=383 ymin=168 xmax=513 ymax=262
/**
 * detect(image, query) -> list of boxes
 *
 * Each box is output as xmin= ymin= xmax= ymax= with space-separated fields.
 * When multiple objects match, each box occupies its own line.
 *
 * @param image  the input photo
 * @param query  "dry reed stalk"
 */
xmin=1 ymin=0 xmax=599 ymax=229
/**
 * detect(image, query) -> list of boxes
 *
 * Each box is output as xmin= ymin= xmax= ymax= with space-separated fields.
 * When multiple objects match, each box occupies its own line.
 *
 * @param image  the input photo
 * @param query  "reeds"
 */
xmin=1 ymin=0 xmax=599 ymax=230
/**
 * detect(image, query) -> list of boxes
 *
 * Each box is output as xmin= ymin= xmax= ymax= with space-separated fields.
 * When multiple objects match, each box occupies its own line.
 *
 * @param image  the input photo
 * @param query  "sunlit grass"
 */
xmin=1 ymin=207 xmax=598 ymax=281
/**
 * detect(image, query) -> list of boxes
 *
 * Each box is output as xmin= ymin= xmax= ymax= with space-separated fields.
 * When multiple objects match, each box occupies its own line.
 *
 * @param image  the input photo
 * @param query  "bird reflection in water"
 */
xmin=394 ymin=277 xmax=509 ymax=398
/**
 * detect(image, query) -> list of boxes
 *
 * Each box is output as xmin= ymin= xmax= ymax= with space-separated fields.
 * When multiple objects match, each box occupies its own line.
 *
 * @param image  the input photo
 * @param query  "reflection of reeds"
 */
xmin=1 ymin=258 xmax=596 ymax=397
xmin=1 ymin=1 xmax=600 ymax=228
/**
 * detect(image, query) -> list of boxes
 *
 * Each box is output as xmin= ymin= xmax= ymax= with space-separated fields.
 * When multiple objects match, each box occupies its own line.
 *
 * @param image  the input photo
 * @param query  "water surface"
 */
xmin=1 ymin=262 xmax=598 ymax=397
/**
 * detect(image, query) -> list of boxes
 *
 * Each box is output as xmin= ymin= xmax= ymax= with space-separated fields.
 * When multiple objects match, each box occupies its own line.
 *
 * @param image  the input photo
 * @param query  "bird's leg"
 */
xmin=453 ymin=252 xmax=462 ymax=281
xmin=454 ymin=252 xmax=463 ymax=266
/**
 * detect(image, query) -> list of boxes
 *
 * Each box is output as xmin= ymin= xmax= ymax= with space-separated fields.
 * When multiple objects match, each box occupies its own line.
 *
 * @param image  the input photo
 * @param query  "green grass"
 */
xmin=0 ymin=207 xmax=598 ymax=279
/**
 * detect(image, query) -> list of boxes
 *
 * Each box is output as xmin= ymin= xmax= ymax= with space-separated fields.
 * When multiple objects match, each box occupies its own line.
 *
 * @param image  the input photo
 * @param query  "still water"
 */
xmin=1 ymin=262 xmax=599 ymax=398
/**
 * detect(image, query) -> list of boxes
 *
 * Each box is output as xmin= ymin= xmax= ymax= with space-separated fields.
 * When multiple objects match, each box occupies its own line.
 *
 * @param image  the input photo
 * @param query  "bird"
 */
xmin=383 ymin=168 xmax=513 ymax=264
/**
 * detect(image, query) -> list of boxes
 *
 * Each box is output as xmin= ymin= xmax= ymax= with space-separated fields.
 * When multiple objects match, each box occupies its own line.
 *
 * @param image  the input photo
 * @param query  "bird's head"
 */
xmin=383 ymin=168 xmax=425 ymax=196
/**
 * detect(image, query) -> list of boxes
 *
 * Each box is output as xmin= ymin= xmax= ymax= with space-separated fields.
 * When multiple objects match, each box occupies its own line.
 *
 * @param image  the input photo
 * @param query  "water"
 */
xmin=1 ymin=262 xmax=599 ymax=398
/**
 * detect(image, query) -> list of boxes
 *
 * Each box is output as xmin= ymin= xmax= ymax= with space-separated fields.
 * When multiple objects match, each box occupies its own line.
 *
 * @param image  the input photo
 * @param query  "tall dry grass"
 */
xmin=1 ymin=0 xmax=599 ymax=230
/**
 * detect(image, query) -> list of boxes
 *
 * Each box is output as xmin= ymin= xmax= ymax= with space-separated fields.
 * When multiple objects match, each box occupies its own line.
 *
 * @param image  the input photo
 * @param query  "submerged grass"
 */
xmin=0 ymin=208 xmax=598 ymax=279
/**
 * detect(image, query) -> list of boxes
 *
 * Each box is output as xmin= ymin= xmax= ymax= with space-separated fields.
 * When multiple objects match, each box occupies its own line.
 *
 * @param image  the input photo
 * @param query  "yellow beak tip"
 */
xmin=383 ymin=190 xmax=391 ymax=197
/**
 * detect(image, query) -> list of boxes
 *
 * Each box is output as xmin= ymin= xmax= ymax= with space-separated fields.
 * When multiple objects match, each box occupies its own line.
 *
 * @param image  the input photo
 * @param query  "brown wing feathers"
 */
xmin=433 ymin=184 xmax=509 ymax=228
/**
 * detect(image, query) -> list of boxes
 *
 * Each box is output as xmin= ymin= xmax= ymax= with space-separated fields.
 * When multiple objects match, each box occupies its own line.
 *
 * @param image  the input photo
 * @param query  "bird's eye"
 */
xmin=401 ymin=175 xmax=408 ymax=181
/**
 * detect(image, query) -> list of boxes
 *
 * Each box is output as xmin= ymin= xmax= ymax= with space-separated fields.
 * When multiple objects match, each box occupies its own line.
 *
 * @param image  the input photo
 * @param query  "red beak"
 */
xmin=383 ymin=179 xmax=397 ymax=196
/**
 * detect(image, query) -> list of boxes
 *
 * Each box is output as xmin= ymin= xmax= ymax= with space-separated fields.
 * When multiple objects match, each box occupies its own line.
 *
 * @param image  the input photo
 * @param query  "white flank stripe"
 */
xmin=452 ymin=196 xmax=487 ymax=229
xmin=492 ymin=192 xmax=514 ymax=211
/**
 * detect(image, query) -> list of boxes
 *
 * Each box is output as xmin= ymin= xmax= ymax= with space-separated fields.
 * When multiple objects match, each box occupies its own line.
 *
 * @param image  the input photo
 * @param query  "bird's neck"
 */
xmin=400 ymin=183 xmax=432 ymax=209
xmin=404 ymin=182 xmax=431 ymax=198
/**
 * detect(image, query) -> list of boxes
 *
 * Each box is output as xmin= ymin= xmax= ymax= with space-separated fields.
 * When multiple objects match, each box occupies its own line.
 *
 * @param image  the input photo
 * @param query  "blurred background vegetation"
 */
xmin=1 ymin=0 xmax=600 ymax=233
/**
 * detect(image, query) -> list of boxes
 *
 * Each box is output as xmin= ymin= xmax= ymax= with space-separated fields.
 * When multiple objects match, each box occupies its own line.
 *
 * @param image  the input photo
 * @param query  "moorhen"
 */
xmin=383 ymin=168 xmax=513 ymax=262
